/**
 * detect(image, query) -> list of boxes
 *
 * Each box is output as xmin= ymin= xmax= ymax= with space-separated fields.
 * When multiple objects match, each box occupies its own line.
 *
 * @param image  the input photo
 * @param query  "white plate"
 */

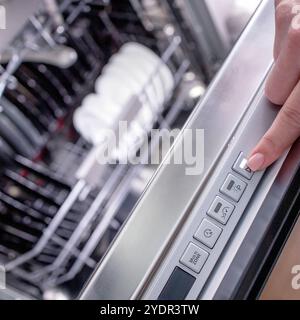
xmin=110 ymin=53 xmax=164 ymax=109
xmin=82 ymin=93 xmax=121 ymax=120
xmin=80 ymin=44 xmax=171 ymax=154
xmin=101 ymin=64 xmax=156 ymax=126
xmin=119 ymin=50 xmax=167 ymax=106
xmin=73 ymin=107 xmax=110 ymax=145
xmin=105 ymin=57 xmax=160 ymax=113
xmin=121 ymin=42 xmax=174 ymax=99
xmin=101 ymin=64 xmax=139 ymax=98
xmin=95 ymin=71 xmax=133 ymax=107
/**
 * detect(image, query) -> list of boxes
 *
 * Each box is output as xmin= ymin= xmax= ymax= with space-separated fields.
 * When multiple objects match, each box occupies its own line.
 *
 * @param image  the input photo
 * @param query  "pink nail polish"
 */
xmin=247 ymin=153 xmax=265 ymax=172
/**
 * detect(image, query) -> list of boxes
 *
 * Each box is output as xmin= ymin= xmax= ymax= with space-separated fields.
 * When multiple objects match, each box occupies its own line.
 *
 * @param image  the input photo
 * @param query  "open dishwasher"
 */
xmin=80 ymin=0 xmax=300 ymax=300
xmin=0 ymin=0 xmax=298 ymax=301
xmin=0 ymin=0 xmax=247 ymax=299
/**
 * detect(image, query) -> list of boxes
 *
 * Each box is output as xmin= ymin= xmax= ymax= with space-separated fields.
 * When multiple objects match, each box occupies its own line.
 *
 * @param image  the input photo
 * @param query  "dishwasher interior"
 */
xmin=0 ymin=0 xmax=259 ymax=299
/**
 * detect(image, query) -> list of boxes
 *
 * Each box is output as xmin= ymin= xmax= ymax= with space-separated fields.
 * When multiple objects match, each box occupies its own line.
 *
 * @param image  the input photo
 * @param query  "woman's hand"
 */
xmin=247 ymin=0 xmax=300 ymax=171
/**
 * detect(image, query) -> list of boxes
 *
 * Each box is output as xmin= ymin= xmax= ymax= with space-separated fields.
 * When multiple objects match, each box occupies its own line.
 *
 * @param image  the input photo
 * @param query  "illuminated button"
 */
xmin=194 ymin=219 xmax=222 ymax=248
xmin=180 ymin=243 xmax=209 ymax=273
xmin=233 ymin=152 xmax=254 ymax=180
xmin=207 ymin=196 xmax=235 ymax=225
xmin=220 ymin=174 xmax=247 ymax=202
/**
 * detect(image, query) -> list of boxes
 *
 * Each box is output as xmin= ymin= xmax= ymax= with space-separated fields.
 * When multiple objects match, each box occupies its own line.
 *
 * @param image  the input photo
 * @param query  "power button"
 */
xmin=233 ymin=152 xmax=254 ymax=180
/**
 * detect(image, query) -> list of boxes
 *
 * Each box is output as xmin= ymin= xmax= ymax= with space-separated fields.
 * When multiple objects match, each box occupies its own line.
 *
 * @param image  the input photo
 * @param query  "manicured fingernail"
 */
xmin=247 ymin=153 xmax=265 ymax=172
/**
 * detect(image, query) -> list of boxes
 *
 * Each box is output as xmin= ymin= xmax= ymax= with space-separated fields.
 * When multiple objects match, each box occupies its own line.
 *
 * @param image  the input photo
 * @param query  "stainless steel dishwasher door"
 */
xmin=80 ymin=0 xmax=281 ymax=300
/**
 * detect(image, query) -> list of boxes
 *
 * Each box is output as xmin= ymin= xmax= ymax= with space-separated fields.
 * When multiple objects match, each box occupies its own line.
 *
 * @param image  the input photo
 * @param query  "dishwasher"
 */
xmin=0 ymin=0 xmax=299 ymax=301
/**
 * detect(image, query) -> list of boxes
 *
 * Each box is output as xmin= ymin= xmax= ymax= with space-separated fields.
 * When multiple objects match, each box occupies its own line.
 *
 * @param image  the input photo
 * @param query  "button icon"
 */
xmin=234 ymin=184 xmax=242 ymax=192
xmin=220 ymin=174 xmax=247 ymax=202
xmin=180 ymin=243 xmax=209 ymax=273
xmin=204 ymin=228 xmax=213 ymax=238
xmin=222 ymin=206 xmax=230 ymax=218
xmin=239 ymin=159 xmax=253 ymax=175
xmin=214 ymin=202 xmax=222 ymax=213
xmin=233 ymin=153 xmax=254 ymax=180
xmin=244 ymin=165 xmax=253 ymax=174
xmin=208 ymin=196 xmax=235 ymax=225
xmin=194 ymin=219 xmax=222 ymax=249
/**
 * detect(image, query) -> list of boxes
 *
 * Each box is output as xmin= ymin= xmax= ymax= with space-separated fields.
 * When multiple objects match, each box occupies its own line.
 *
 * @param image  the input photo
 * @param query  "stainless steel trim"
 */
xmin=208 ymin=140 xmax=300 ymax=300
xmin=200 ymin=150 xmax=290 ymax=299
xmin=143 ymin=85 xmax=280 ymax=299
xmin=80 ymin=0 xmax=275 ymax=300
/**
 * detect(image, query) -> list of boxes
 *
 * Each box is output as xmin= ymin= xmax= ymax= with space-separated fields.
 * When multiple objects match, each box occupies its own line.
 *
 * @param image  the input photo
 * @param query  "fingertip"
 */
xmin=247 ymin=153 xmax=266 ymax=172
xmin=247 ymin=134 xmax=282 ymax=172
xmin=247 ymin=138 xmax=284 ymax=172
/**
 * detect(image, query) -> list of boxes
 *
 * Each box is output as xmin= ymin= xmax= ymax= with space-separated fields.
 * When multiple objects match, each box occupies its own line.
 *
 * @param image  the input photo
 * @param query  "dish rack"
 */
xmin=0 ymin=0 xmax=215 ymax=299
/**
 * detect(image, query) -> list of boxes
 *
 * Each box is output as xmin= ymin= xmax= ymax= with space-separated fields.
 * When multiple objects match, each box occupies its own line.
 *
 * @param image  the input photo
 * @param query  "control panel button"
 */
xmin=207 ymin=196 xmax=235 ymax=225
xmin=180 ymin=243 xmax=209 ymax=273
xmin=233 ymin=152 xmax=254 ymax=180
xmin=220 ymin=174 xmax=247 ymax=202
xmin=194 ymin=219 xmax=222 ymax=249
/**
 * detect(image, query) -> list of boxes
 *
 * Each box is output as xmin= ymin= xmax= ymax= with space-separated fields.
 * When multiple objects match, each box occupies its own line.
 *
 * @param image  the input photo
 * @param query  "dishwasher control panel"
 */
xmin=156 ymin=153 xmax=265 ymax=300
xmin=180 ymin=154 xmax=254 ymax=273
xmin=158 ymin=153 xmax=263 ymax=300
xmin=144 ymin=93 xmax=278 ymax=300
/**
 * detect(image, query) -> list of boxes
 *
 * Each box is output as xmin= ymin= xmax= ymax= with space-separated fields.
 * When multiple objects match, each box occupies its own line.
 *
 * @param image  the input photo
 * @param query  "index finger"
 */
xmin=248 ymin=79 xmax=300 ymax=171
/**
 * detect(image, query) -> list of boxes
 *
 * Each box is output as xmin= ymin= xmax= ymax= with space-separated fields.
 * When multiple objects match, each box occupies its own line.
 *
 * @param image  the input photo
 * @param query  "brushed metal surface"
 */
xmin=80 ymin=0 xmax=275 ymax=300
xmin=143 ymin=86 xmax=282 ymax=300
xmin=209 ymin=140 xmax=300 ymax=300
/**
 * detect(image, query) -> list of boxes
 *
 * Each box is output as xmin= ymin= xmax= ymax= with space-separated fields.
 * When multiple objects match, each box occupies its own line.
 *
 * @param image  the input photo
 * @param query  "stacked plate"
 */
xmin=73 ymin=42 xmax=174 ymax=160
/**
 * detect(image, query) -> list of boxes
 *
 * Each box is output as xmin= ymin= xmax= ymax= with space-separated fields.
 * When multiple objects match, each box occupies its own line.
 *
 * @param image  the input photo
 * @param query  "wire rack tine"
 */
xmin=28 ymin=163 xmax=128 ymax=280
xmin=5 ymin=180 xmax=86 ymax=271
